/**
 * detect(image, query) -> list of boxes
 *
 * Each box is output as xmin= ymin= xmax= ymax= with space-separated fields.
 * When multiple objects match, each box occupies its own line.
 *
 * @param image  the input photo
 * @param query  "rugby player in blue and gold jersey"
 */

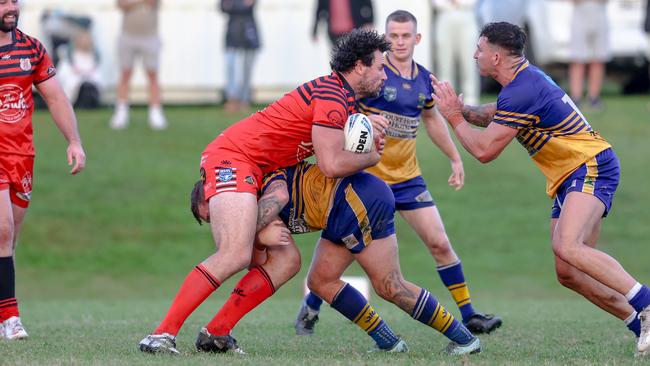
xmin=432 ymin=21 xmax=650 ymax=356
xmin=296 ymin=9 xmax=501 ymax=337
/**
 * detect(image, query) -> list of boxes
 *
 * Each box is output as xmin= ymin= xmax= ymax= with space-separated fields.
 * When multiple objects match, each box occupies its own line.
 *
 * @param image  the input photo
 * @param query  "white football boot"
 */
xmin=3 ymin=316 xmax=28 ymax=340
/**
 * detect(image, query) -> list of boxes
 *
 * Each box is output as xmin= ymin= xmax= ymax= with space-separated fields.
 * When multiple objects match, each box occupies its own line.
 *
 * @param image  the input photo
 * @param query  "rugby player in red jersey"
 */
xmin=139 ymin=28 xmax=391 ymax=354
xmin=0 ymin=0 xmax=86 ymax=340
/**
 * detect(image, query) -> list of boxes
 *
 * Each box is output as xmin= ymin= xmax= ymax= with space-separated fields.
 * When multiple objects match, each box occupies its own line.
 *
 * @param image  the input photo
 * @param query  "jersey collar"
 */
xmin=334 ymin=72 xmax=356 ymax=100
xmin=386 ymin=53 xmax=417 ymax=80
xmin=0 ymin=29 xmax=16 ymax=53
xmin=511 ymin=58 xmax=530 ymax=81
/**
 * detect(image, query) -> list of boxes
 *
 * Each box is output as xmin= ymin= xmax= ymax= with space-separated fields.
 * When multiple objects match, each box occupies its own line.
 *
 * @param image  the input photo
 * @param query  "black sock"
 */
xmin=0 ymin=256 xmax=15 ymax=301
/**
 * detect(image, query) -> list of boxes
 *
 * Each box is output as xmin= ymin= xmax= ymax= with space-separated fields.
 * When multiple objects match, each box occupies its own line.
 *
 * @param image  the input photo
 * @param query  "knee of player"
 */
xmin=551 ymin=238 xmax=581 ymax=262
xmin=425 ymin=234 xmax=452 ymax=255
xmin=0 ymin=222 xmax=14 ymax=249
xmin=370 ymin=275 xmax=403 ymax=302
xmin=228 ymin=251 xmax=254 ymax=271
xmin=555 ymin=265 xmax=579 ymax=288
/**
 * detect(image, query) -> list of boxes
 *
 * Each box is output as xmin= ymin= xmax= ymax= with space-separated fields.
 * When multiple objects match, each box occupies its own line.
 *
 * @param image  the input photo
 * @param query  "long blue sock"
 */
xmin=331 ymin=283 xmax=400 ymax=349
xmin=305 ymin=292 xmax=323 ymax=311
xmin=411 ymin=288 xmax=475 ymax=345
xmin=437 ymin=261 xmax=476 ymax=322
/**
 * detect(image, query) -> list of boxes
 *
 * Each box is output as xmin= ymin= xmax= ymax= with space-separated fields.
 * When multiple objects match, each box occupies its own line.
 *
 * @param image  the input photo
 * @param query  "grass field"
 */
xmin=1 ymin=95 xmax=649 ymax=365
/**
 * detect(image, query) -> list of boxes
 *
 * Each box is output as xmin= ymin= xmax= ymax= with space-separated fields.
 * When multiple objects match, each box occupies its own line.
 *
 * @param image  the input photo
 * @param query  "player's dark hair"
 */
xmin=386 ymin=10 xmax=417 ymax=29
xmin=480 ymin=22 xmax=527 ymax=57
xmin=190 ymin=180 xmax=204 ymax=225
xmin=330 ymin=28 xmax=391 ymax=73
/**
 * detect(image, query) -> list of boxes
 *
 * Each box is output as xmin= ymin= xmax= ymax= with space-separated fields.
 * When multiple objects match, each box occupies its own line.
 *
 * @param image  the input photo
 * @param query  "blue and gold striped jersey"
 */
xmin=358 ymin=59 xmax=435 ymax=185
xmin=494 ymin=60 xmax=611 ymax=197
xmin=263 ymin=162 xmax=341 ymax=233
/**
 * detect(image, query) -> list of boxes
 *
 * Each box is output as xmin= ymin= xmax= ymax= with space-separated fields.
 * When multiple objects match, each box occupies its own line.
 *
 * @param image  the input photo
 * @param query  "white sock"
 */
xmin=625 ymin=311 xmax=639 ymax=325
xmin=626 ymin=282 xmax=642 ymax=301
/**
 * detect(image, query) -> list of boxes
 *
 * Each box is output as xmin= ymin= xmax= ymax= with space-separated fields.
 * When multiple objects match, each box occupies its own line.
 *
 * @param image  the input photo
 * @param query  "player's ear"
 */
xmin=354 ymin=59 xmax=366 ymax=75
xmin=415 ymin=33 xmax=421 ymax=45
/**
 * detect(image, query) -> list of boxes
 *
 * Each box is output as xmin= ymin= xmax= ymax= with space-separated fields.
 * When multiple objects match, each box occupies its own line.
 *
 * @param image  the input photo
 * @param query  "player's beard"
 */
xmin=0 ymin=12 xmax=18 ymax=33
xmin=358 ymin=78 xmax=383 ymax=99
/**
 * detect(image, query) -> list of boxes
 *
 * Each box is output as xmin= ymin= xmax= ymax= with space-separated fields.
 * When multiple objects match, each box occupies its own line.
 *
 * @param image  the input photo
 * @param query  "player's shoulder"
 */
xmin=15 ymin=29 xmax=44 ymax=50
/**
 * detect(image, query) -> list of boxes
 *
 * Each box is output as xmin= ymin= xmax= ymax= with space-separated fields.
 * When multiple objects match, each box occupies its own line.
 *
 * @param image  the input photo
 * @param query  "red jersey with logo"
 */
xmin=0 ymin=29 xmax=56 ymax=157
xmin=204 ymin=72 xmax=357 ymax=174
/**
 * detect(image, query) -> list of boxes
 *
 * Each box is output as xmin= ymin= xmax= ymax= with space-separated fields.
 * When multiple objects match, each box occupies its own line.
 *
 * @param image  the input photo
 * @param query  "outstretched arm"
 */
xmin=36 ymin=76 xmax=86 ymax=174
xmin=421 ymin=107 xmax=464 ymax=190
xmin=432 ymin=78 xmax=517 ymax=163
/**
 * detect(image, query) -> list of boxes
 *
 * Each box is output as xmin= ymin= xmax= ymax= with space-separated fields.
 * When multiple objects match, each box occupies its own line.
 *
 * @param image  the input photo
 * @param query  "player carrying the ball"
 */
xmin=138 ymin=29 xmax=392 ymax=354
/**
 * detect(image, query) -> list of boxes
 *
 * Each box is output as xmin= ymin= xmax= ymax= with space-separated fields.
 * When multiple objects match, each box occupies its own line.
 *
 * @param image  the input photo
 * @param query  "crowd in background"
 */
xmin=32 ymin=0 xmax=650 ymax=128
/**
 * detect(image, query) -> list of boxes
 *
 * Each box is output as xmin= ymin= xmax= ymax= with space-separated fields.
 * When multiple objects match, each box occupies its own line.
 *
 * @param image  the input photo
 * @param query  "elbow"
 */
xmin=319 ymin=164 xmax=340 ymax=178
xmin=475 ymin=151 xmax=497 ymax=164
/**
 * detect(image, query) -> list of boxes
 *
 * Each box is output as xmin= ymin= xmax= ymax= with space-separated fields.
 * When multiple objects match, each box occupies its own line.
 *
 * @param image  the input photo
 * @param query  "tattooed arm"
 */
xmin=461 ymin=102 xmax=497 ymax=128
xmin=256 ymin=179 xmax=289 ymax=232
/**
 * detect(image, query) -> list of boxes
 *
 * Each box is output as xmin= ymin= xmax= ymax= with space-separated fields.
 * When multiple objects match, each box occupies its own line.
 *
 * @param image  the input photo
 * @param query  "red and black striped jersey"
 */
xmin=0 ymin=29 xmax=56 ymax=157
xmin=205 ymin=72 xmax=358 ymax=174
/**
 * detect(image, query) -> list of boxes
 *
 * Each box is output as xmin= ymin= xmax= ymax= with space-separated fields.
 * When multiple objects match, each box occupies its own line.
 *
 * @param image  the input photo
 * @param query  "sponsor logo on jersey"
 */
xmin=19 ymin=58 xmax=31 ymax=71
xmin=384 ymin=86 xmax=397 ymax=102
xmin=0 ymin=84 xmax=28 ymax=124
xmin=1 ymin=54 xmax=10 ymax=60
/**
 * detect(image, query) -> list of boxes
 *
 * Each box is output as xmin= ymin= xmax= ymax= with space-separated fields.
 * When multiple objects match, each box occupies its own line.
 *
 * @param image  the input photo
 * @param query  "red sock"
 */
xmin=0 ymin=298 xmax=19 ymax=322
xmin=206 ymin=266 xmax=275 ymax=336
xmin=154 ymin=264 xmax=220 ymax=336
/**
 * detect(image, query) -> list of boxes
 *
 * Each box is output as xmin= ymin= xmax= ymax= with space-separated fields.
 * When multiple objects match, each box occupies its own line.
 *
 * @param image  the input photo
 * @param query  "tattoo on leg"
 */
xmin=382 ymin=270 xmax=418 ymax=313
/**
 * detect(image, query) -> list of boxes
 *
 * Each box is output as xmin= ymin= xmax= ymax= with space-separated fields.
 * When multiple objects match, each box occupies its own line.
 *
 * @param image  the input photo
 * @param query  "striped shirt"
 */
xmin=0 ymin=29 xmax=56 ymax=157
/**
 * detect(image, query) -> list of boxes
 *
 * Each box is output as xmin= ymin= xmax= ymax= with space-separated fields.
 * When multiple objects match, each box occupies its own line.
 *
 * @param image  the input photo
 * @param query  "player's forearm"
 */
xmin=256 ymin=181 xmax=289 ymax=232
xmin=453 ymin=123 xmax=497 ymax=163
xmin=45 ymin=94 xmax=83 ymax=145
xmin=424 ymin=115 xmax=462 ymax=163
xmin=318 ymin=150 xmax=380 ymax=178
xmin=461 ymin=102 xmax=496 ymax=128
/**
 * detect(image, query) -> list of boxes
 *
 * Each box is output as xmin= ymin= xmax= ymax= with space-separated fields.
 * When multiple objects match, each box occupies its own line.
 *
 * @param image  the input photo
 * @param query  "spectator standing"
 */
xmin=432 ymin=0 xmax=480 ymax=105
xmin=110 ymin=0 xmax=167 ymax=130
xmin=568 ymin=0 xmax=609 ymax=111
xmin=220 ymin=0 xmax=261 ymax=113
xmin=312 ymin=0 xmax=374 ymax=47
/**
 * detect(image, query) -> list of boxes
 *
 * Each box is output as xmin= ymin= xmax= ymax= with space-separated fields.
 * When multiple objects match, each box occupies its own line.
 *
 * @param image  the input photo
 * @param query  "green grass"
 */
xmin=4 ymin=96 xmax=650 ymax=364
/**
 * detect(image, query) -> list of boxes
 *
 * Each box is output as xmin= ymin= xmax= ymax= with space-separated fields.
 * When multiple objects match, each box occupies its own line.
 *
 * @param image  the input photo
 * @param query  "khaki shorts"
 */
xmin=570 ymin=2 xmax=610 ymax=62
xmin=117 ymin=33 xmax=161 ymax=71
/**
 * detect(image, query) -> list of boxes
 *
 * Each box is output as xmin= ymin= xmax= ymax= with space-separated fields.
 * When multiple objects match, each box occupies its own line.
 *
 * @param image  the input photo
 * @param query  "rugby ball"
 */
xmin=344 ymin=113 xmax=374 ymax=153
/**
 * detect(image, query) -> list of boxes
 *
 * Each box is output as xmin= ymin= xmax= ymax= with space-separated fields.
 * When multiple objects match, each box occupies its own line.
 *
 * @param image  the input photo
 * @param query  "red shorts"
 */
xmin=0 ymin=154 xmax=33 ymax=208
xmin=200 ymin=143 xmax=263 ymax=200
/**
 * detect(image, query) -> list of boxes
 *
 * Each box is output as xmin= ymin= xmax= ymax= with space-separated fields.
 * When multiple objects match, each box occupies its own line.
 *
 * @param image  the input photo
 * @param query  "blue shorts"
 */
xmin=322 ymin=172 xmax=396 ymax=253
xmin=551 ymin=148 xmax=619 ymax=219
xmin=389 ymin=176 xmax=435 ymax=211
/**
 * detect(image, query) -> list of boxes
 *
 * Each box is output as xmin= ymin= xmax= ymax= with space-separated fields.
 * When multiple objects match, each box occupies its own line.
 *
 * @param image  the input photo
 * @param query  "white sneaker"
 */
xmin=110 ymin=104 xmax=129 ymax=130
xmin=3 ymin=316 xmax=28 ymax=340
xmin=148 ymin=106 xmax=167 ymax=130
xmin=139 ymin=333 xmax=180 ymax=354
xmin=638 ymin=307 xmax=650 ymax=354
